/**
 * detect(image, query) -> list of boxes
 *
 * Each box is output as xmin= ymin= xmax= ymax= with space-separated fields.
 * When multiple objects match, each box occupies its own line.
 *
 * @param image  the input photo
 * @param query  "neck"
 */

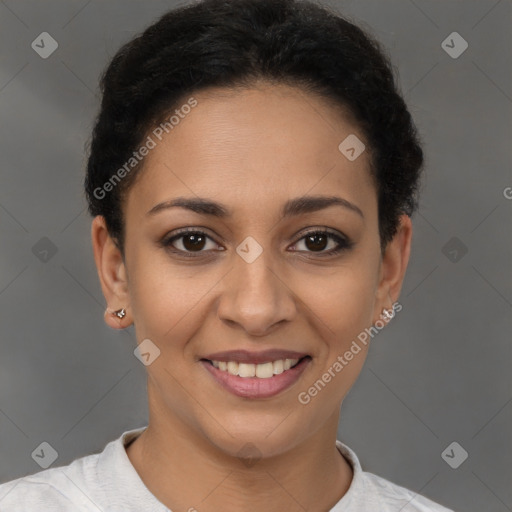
xmin=126 ymin=389 xmax=353 ymax=512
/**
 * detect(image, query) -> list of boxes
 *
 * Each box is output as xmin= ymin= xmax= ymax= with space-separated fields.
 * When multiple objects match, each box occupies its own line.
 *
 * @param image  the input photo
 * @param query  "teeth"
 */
xmin=255 ymin=362 xmax=273 ymax=378
xmin=227 ymin=361 xmax=239 ymax=375
xmin=238 ymin=363 xmax=256 ymax=377
xmin=210 ymin=358 xmax=301 ymax=378
xmin=273 ymin=359 xmax=284 ymax=375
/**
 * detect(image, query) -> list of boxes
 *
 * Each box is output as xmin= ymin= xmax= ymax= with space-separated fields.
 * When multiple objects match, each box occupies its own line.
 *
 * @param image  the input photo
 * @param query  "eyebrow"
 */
xmin=146 ymin=195 xmax=364 ymax=219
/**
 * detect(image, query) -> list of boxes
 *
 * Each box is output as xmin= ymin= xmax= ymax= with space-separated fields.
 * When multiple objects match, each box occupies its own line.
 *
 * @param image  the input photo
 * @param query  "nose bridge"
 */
xmin=217 ymin=236 xmax=295 ymax=334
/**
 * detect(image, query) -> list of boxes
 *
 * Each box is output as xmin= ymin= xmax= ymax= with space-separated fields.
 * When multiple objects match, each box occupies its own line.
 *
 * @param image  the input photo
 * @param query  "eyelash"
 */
xmin=160 ymin=227 xmax=353 ymax=258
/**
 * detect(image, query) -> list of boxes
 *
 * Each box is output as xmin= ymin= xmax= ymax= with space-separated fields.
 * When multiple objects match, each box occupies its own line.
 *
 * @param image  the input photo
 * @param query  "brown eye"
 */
xmin=162 ymin=229 xmax=219 ymax=256
xmin=291 ymin=229 xmax=352 ymax=256
xmin=304 ymin=232 xmax=329 ymax=251
xmin=180 ymin=232 xmax=207 ymax=251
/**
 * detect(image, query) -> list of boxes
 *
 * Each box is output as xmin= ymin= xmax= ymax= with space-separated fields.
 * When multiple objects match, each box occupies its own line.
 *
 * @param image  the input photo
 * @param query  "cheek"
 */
xmin=294 ymin=270 xmax=377 ymax=416
xmin=127 ymin=248 xmax=219 ymax=347
xmin=330 ymin=275 xmax=376 ymax=340
xmin=298 ymin=259 xmax=379 ymax=342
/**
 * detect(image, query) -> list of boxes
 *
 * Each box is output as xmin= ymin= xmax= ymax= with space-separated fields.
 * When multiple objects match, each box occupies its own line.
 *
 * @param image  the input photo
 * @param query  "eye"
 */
xmin=290 ymin=229 xmax=353 ymax=256
xmin=160 ymin=227 xmax=353 ymax=258
xmin=161 ymin=229 xmax=220 ymax=257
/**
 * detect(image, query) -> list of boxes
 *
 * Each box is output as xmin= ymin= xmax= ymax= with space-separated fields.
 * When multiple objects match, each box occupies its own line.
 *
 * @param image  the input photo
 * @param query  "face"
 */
xmin=94 ymin=81 xmax=410 ymax=459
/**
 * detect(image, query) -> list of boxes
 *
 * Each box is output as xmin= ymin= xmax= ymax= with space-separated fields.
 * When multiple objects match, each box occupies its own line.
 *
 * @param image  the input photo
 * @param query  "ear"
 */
xmin=91 ymin=215 xmax=132 ymax=329
xmin=372 ymin=214 xmax=412 ymax=324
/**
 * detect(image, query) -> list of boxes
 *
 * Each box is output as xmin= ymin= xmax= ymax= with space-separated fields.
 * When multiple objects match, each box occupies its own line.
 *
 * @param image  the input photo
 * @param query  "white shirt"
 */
xmin=0 ymin=425 xmax=455 ymax=511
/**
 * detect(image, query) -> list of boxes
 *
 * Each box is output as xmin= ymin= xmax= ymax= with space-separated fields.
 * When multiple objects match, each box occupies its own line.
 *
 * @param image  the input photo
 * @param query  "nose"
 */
xmin=217 ymin=249 xmax=296 ymax=336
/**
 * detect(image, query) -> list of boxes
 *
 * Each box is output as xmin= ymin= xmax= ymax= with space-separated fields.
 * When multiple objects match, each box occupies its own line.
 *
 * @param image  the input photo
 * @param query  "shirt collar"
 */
xmin=103 ymin=426 xmax=365 ymax=511
xmin=97 ymin=425 xmax=170 ymax=510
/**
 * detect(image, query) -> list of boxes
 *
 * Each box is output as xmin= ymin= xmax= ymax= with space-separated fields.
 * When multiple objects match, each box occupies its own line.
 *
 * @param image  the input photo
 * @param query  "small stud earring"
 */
xmin=112 ymin=308 xmax=126 ymax=319
xmin=382 ymin=308 xmax=394 ymax=320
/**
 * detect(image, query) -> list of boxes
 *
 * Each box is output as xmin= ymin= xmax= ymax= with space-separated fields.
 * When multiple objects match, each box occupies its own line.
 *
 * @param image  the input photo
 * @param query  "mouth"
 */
xmin=200 ymin=352 xmax=312 ymax=399
xmin=205 ymin=356 xmax=307 ymax=377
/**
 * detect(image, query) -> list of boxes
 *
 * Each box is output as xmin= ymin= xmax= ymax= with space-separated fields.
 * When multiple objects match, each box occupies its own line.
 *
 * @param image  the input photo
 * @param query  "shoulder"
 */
xmin=361 ymin=471 xmax=455 ymax=511
xmin=0 ymin=468 xmax=85 ymax=511
xmin=0 ymin=441 xmax=107 ymax=511
xmin=0 ymin=426 xmax=148 ymax=511
xmin=335 ymin=441 xmax=455 ymax=512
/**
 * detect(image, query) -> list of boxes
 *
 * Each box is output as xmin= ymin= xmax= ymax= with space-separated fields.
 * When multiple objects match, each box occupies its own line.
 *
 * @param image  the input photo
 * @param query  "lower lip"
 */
xmin=201 ymin=357 xmax=311 ymax=399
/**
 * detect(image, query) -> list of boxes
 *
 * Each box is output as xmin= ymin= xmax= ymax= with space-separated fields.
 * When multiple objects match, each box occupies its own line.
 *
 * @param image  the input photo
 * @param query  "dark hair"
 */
xmin=84 ymin=0 xmax=424 ymax=258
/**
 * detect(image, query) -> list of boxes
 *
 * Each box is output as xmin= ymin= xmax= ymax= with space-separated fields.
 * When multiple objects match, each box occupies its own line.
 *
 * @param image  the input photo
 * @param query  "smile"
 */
xmin=209 ymin=358 xmax=301 ymax=378
xmin=201 ymin=355 xmax=311 ymax=399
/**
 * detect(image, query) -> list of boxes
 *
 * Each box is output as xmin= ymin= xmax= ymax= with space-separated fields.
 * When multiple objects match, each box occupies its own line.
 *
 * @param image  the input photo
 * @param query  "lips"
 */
xmin=200 ymin=349 xmax=312 ymax=399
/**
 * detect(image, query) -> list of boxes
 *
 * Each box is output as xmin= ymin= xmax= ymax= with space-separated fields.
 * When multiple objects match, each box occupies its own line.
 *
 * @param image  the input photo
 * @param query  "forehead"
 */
xmin=125 ymin=83 xmax=376 ymax=220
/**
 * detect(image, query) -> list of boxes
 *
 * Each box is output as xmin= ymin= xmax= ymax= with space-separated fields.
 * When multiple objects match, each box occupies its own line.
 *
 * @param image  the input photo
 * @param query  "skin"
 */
xmin=91 ymin=81 xmax=412 ymax=512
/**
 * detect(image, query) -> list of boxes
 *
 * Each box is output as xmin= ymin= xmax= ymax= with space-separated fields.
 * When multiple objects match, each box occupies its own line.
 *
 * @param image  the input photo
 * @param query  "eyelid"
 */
xmin=292 ymin=226 xmax=346 ymax=242
xmin=161 ymin=227 xmax=222 ymax=255
xmin=161 ymin=226 xmax=352 ymax=256
xmin=289 ymin=227 xmax=353 ymax=255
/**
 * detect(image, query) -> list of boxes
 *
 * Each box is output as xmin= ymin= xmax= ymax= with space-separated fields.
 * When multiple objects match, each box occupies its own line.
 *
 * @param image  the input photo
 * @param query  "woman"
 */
xmin=0 ymin=0 xmax=455 ymax=510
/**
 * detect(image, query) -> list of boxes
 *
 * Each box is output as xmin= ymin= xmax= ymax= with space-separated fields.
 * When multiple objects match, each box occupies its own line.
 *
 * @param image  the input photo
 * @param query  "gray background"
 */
xmin=0 ymin=1 xmax=511 ymax=511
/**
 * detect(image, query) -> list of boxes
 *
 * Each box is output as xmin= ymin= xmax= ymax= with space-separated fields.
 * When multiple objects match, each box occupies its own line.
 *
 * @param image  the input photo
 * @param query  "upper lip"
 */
xmin=202 ymin=349 xmax=310 ymax=364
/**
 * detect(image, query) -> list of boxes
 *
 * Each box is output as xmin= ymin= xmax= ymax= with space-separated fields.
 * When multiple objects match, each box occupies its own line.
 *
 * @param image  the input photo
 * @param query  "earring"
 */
xmin=382 ymin=307 xmax=394 ymax=320
xmin=112 ymin=308 xmax=126 ymax=319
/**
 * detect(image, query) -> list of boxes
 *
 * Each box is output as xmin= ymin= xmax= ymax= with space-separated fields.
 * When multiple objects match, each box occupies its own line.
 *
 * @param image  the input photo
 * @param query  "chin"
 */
xmin=197 ymin=412 xmax=308 ymax=461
